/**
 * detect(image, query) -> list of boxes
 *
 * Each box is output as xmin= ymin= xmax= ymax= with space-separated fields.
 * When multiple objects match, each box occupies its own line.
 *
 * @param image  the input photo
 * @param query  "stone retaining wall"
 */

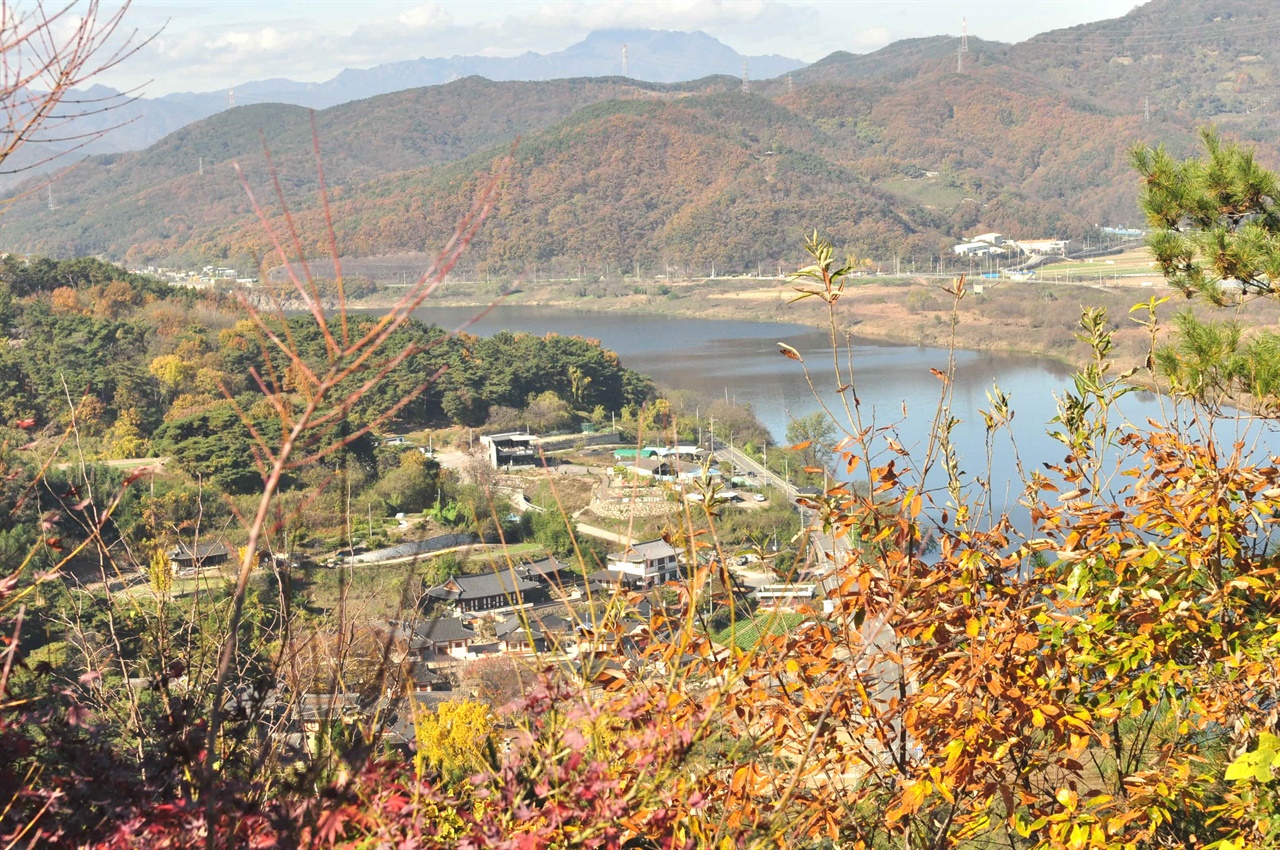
xmin=587 ymin=497 xmax=678 ymax=519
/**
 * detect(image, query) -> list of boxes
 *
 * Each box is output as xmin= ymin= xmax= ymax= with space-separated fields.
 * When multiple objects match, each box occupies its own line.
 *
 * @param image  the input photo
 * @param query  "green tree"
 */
xmin=1134 ymin=127 xmax=1280 ymax=304
xmin=785 ymin=410 xmax=836 ymax=471
xmin=1136 ymin=129 xmax=1280 ymax=411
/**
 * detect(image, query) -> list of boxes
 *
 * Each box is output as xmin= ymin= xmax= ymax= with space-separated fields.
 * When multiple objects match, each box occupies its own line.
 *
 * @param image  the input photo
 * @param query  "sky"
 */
xmin=94 ymin=0 xmax=1142 ymax=96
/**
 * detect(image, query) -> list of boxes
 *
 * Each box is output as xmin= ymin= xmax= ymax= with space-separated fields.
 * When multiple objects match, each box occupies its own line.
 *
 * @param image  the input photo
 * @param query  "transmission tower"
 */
xmin=229 ymin=88 xmax=235 ymax=107
xmin=1145 ymin=95 xmax=1150 ymax=122
xmin=787 ymin=73 xmax=794 ymax=94
xmin=957 ymin=18 xmax=969 ymax=73
xmin=622 ymin=43 xmax=629 ymax=77
xmin=741 ymin=60 xmax=749 ymax=93
xmin=46 ymin=185 xmax=56 ymax=211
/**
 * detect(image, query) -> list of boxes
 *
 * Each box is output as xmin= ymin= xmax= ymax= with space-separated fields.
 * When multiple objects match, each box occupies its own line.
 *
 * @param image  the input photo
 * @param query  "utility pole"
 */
xmin=741 ymin=60 xmax=749 ymax=93
xmin=957 ymin=18 xmax=969 ymax=74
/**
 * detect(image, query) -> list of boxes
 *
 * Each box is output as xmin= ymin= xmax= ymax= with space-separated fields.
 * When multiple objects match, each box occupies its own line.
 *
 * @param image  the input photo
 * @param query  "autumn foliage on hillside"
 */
xmin=4 ymin=218 xmax=1280 ymax=848
xmin=6 ymin=7 xmax=1280 ymax=837
xmin=10 ymin=26 xmax=1279 ymax=277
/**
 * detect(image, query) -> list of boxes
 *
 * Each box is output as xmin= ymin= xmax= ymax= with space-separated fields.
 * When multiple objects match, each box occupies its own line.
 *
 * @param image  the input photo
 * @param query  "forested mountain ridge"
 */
xmin=0 ymin=28 xmax=801 ymax=183
xmin=2 ymin=0 xmax=1277 ymax=275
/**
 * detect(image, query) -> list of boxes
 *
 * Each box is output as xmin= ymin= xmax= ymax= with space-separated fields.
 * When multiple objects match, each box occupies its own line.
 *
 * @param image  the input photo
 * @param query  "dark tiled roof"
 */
xmin=295 ymin=692 xmax=366 ymax=721
xmin=524 ymin=555 xmax=565 ymax=579
xmin=406 ymin=662 xmax=446 ymax=688
xmin=495 ymin=616 xmax=537 ymax=640
xmin=427 ymin=569 xmax=541 ymax=603
xmin=494 ymin=612 xmax=575 ymax=641
xmin=587 ymin=568 xmax=634 ymax=585
xmin=535 ymin=614 xmax=573 ymax=634
xmin=170 ymin=540 xmax=232 ymax=561
xmin=411 ymin=618 xmax=475 ymax=647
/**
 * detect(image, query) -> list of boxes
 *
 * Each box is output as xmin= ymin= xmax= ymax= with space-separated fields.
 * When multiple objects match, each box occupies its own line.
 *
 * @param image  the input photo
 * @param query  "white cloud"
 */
xmin=397 ymin=4 xmax=453 ymax=31
xmin=852 ymin=26 xmax=890 ymax=50
xmin=530 ymin=0 xmax=777 ymax=31
xmin=86 ymin=0 xmax=1144 ymax=96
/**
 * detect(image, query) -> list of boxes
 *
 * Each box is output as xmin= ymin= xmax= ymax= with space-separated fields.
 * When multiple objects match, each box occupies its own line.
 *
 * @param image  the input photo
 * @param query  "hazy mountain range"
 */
xmin=3 ymin=28 xmax=802 ymax=174
xmin=3 ymin=0 xmax=1277 ymax=277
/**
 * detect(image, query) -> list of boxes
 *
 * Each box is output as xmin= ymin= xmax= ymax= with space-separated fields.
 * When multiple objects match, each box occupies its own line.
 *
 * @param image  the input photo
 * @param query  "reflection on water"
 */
xmin=412 ymin=305 xmax=1280 ymax=518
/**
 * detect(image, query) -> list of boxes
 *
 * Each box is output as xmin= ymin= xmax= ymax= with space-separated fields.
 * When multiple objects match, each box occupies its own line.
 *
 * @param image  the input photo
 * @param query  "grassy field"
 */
xmin=1034 ymin=246 xmax=1161 ymax=281
xmin=877 ymin=175 xmax=971 ymax=209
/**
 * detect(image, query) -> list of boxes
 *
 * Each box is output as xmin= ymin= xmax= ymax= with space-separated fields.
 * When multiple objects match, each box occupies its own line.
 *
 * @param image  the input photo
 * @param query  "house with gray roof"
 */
xmin=169 ymin=540 xmax=232 ymax=574
xmin=605 ymin=539 xmax=681 ymax=588
xmin=425 ymin=569 xmax=546 ymax=613
xmin=410 ymin=617 xmax=477 ymax=658
xmin=522 ymin=555 xmax=569 ymax=585
xmin=495 ymin=612 xmax=574 ymax=654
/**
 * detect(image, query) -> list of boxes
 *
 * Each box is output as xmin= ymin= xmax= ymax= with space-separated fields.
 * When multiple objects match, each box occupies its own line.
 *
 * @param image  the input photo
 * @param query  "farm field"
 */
xmin=1034 ymin=246 xmax=1160 ymax=282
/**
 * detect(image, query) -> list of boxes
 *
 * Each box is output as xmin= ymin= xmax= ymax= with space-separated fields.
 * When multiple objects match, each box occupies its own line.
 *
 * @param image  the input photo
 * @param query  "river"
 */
xmin=413 ymin=305 xmax=1280 ymax=514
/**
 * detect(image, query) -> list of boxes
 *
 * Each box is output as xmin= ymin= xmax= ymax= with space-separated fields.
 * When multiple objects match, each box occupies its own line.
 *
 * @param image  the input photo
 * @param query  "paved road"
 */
xmin=708 ymin=439 xmax=851 ymax=565
xmin=707 ymin=438 xmax=798 ymax=503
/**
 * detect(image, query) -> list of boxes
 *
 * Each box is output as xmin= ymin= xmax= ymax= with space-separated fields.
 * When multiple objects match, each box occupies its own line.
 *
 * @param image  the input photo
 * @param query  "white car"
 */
xmin=753 ymin=493 xmax=767 ymax=502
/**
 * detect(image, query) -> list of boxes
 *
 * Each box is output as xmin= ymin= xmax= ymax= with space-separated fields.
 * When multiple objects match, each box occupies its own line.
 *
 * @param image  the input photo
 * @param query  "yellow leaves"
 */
xmin=413 ymin=699 xmax=494 ymax=777
xmin=148 ymin=353 xmax=197 ymax=391
xmin=886 ymin=780 xmax=931 ymax=824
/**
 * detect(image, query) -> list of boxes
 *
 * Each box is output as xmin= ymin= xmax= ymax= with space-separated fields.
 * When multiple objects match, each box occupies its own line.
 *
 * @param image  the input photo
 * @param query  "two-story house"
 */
xmin=604 ymin=539 xmax=681 ymax=589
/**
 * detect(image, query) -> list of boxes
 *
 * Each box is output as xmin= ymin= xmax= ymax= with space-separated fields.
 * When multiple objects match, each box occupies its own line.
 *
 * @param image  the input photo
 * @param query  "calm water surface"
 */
xmin=413 ymin=305 xmax=1280 ymax=515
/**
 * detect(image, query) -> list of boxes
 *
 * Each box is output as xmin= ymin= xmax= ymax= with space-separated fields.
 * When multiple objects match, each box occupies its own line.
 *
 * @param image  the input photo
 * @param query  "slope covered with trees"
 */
xmin=4 ymin=0 xmax=1280 ymax=278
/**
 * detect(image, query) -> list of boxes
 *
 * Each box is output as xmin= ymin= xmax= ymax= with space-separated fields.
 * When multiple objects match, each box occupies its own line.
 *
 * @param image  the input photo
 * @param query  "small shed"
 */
xmin=169 ymin=540 xmax=232 ymax=574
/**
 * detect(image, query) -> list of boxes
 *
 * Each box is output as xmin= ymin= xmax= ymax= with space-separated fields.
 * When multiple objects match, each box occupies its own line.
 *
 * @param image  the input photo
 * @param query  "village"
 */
xmin=158 ymin=425 xmax=836 ymax=756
